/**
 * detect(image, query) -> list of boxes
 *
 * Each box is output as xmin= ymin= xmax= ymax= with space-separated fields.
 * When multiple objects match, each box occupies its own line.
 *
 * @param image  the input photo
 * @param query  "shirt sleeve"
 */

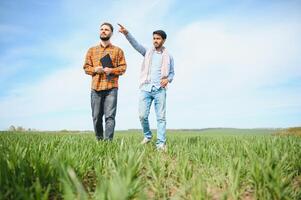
xmin=167 ymin=55 xmax=175 ymax=83
xmin=125 ymin=32 xmax=147 ymax=56
xmin=83 ymin=48 xmax=96 ymax=76
xmin=111 ymin=49 xmax=127 ymax=76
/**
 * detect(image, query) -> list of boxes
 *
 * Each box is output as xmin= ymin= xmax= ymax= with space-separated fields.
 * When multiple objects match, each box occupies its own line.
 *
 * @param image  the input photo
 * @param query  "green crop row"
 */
xmin=0 ymin=131 xmax=300 ymax=199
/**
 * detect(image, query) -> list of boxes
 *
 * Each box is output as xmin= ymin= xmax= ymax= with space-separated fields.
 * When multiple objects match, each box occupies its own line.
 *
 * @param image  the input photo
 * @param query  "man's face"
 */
xmin=100 ymin=25 xmax=112 ymax=41
xmin=153 ymin=34 xmax=165 ymax=49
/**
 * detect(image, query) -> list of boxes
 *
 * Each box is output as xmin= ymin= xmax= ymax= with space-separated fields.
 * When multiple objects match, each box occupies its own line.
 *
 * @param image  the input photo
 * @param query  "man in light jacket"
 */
xmin=118 ymin=24 xmax=175 ymax=151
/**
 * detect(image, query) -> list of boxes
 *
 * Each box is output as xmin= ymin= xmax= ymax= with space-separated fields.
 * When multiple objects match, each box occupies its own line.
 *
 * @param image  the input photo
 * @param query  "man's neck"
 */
xmin=100 ymin=40 xmax=111 ymax=47
xmin=155 ymin=46 xmax=164 ymax=52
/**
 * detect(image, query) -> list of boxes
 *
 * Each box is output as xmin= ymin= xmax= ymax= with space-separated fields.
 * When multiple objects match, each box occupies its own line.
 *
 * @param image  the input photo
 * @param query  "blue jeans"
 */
xmin=91 ymin=88 xmax=118 ymax=141
xmin=139 ymin=87 xmax=166 ymax=146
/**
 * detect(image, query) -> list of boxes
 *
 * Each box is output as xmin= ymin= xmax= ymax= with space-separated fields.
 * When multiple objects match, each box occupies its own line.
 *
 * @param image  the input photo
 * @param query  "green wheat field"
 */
xmin=0 ymin=128 xmax=300 ymax=200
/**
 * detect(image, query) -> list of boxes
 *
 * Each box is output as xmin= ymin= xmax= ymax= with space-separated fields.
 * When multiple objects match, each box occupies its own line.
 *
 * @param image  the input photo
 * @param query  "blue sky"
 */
xmin=0 ymin=0 xmax=300 ymax=130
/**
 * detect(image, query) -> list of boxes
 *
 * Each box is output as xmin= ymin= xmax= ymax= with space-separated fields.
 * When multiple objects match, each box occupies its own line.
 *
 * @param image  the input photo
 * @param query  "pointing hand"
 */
xmin=118 ymin=23 xmax=128 ymax=35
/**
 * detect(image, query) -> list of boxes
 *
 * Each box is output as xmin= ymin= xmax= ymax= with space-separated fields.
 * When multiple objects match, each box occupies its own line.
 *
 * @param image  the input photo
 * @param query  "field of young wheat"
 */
xmin=0 ymin=130 xmax=300 ymax=200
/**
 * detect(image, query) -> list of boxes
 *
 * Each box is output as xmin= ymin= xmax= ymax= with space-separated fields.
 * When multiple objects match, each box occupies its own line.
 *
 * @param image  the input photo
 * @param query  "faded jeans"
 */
xmin=139 ymin=87 xmax=166 ymax=146
xmin=91 ymin=88 xmax=118 ymax=140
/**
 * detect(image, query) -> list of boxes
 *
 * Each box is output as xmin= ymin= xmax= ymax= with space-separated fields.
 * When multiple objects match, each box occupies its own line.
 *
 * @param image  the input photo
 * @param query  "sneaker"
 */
xmin=156 ymin=144 xmax=167 ymax=152
xmin=140 ymin=137 xmax=151 ymax=144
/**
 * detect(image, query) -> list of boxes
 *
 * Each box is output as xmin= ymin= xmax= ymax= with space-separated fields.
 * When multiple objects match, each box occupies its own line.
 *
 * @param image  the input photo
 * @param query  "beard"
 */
xmin=100 ymin=35 xmax=111 ymax=41
xmin=154 ymin=42 xmax=162 ymax=48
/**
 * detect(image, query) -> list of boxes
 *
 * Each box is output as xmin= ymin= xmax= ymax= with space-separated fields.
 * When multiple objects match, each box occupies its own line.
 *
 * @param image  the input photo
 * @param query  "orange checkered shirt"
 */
xmin=83 ymin=43 xmax=127 ymax=91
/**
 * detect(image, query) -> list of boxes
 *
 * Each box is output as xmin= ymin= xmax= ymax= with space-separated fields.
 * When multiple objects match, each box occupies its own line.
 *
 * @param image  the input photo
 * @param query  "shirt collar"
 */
xmin=99 ymin=42 xmax=113 ymax=48
xmin=153 ymin=46 xmax=165 ymax=53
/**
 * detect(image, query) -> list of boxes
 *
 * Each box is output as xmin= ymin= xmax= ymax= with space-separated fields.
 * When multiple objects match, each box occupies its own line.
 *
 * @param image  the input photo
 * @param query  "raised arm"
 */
xmin=118 ymin=23 xmax=147 ymax=56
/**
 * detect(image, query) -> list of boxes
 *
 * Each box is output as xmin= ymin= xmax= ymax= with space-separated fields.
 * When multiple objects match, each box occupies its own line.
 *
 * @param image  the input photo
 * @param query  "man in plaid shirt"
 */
xmin=83 ymin=22 xmax=127 ymax=141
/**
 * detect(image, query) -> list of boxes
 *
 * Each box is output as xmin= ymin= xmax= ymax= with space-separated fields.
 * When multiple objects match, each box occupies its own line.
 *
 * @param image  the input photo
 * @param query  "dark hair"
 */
xmin=101 ymin=22 xmax=114 ymax=32
xmin=153 ymin=30 xmax=167 ymax=40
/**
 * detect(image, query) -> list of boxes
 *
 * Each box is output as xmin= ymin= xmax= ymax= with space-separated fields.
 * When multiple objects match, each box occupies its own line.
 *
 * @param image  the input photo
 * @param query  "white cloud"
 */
xmin=167 ymin=18 xmax=301 ymax=128
xmin=171 ymin=19 xmax=300 ymax=90
xmin=0 ymin=64 xmax=88 ymax=116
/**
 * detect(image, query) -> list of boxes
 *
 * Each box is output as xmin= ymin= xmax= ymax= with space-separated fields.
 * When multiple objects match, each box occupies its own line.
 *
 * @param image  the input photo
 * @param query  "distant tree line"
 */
xmin=7 ymin=125 xmax=38 ymax=132
xmin=5 ymin=126 xmax=91 ymax=133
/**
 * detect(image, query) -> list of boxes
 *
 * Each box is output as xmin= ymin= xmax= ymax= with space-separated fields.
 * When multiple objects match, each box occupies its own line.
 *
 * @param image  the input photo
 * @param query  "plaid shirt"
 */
xmin=83 ymin=43 xmax=127 ymax=91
